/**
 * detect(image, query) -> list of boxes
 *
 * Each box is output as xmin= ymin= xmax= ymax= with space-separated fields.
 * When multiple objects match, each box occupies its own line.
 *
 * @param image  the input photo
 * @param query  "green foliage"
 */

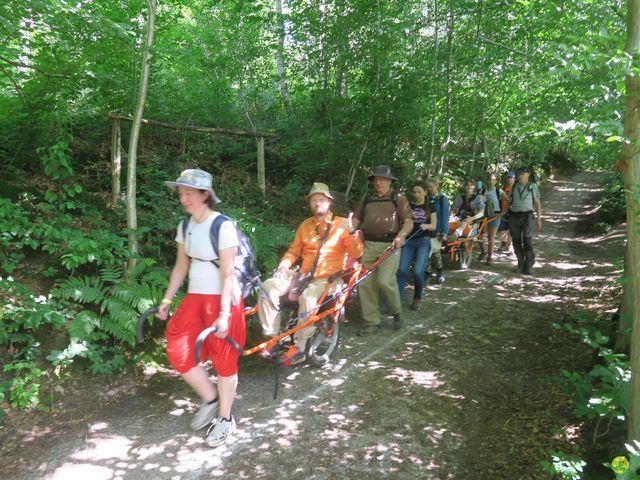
xmin=548 ymin=312 xmax=631 ymax=478
xmin=0 ymin=276 xmax=69 ymax=359
xmin=47 ymin=332 xmax=127 ymax=375
xmin=554 ymin=314 xmax=628 ymax=426
xmin=2 ymin=362 xmax=46 ymax=410
xmin=0 ymin=194 xmax=129 ymax=275
xmin=541 ymin=451 xmax=586 ymax=480
xmin=607 ymin=441 xmax=640 ymax=480
xmin=595 ymin=172 xmax=626 ymax=228
xmin=38 ymin=130 xmax=73 ymax=181
xmin=0 ymin=277 xmax=72 ymax=411
xmin=52 ymin=259 xmax=167 ymax=347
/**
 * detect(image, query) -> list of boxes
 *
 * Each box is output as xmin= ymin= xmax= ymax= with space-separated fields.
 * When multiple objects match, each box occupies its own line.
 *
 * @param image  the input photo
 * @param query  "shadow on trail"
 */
xmin=0 ymin=172 xmax=625 ymax=480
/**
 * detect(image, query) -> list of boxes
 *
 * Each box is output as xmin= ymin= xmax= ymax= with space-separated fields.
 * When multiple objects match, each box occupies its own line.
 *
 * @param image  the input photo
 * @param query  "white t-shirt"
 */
xmin=175 ymin=212 xmax=240 ymax=295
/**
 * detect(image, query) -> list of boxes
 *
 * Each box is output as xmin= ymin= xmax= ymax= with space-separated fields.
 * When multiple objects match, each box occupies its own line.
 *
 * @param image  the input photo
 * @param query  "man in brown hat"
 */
xmin=351 ymin=165 xmax=413 ymax=336
xmin=258 ymin=182 xmax=364 ymax=364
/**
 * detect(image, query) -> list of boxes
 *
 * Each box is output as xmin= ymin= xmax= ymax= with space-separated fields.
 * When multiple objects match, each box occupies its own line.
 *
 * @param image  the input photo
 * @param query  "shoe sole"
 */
xmin=357 ymin=326 xmax=382 ymax=337
xmin=206 ymin=422 xmax=236 ymax=447
xmin=190 ymin=403 xmax=219 ymax=431
xmin=206 ymin=428 xmax=235 ymax=447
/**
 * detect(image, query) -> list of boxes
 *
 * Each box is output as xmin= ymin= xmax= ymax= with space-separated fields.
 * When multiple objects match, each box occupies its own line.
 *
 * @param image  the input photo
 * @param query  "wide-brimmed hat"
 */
xmin=516 ymin=166 xmax=530 ymax=173
xmin=368 ymin=165 xmax=397 ymax=181
xmin=164 ymin=168 xmax=221 ymax=204
xmin=304 ymin=182 xmax=333 ymax=200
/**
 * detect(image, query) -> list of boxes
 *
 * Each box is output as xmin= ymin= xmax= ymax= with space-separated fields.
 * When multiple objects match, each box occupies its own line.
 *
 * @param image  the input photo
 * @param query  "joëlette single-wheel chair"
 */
xmin=136 ymin=245 xmax=399 ymax=369
xmin=442 ymin=215 xmax=495 ymax=270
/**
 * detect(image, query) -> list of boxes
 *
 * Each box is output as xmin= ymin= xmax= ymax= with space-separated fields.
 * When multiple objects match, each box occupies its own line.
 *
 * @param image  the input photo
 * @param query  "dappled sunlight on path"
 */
xmin=0 ymin=172 xmax=625 ymax=480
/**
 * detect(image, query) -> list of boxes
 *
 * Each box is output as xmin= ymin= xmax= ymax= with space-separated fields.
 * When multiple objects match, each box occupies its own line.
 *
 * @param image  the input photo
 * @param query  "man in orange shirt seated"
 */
xmin=257 ymin=182 xmax=364 ymax=365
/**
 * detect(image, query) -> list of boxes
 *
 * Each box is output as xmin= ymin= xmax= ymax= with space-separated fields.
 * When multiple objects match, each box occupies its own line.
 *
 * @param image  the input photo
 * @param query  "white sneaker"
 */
xmin=190 ymin=400 xmax=218 ymax=430
xmin=206 ymin=415 xmax=236 ymax=447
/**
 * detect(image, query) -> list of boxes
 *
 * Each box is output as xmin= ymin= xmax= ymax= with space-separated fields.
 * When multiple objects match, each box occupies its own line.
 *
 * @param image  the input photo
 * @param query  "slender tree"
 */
xmin=126 ymin=0 xmax=157 ymax=273
xmin=619 ymin=0 xmax=640 ymax=443
xmin=438 ymin=5 xmax=454 ymax=175
xmin=275 ymin=0 xmax=293 ymax=113
xmin=428 ymin=0 xmax=440 ymax=172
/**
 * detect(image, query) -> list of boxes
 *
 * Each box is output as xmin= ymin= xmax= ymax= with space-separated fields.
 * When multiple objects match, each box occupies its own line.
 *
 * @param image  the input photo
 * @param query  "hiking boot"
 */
xmin=523 ymin=266 xmax=533 ymax=276
xmin=512 ymin=264 xmax=524 ymax=273
xmin=436 ymin=272 xmax=445 ymax=284
xmin=393 ymin=312 xmax=404 ymax=330
xmin=190 ymin=399 xmax=219 ymax=431
xmin=278 ymin=345 xmax=306 ymax=366
xmin=206 ymin=415 xmax=236 ymax=447
xmin=477 ymin=252 xmax=486 ymax=262
xmin=485 ymin=256 xmax=493 ymax=266
xmin=357 ymin=324 xmax=382 ymax=337
xmin=409 ymin=298 xmax=421 ymax=311
xmin=260 ymin=341 xmax=287 ymax=360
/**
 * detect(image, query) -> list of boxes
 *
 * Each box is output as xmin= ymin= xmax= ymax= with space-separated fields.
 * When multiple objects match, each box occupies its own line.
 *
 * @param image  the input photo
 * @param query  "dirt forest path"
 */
xmin=0 ymin=171 xmax=625 ymax=480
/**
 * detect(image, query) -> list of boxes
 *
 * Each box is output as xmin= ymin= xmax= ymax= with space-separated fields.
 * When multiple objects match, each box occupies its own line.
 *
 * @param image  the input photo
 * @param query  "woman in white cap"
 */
xmin=156 ymin=168 xmax=245 ymax=447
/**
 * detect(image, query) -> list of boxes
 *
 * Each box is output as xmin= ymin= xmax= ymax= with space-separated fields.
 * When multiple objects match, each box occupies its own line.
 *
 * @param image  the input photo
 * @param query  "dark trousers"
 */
xmin=509 ymin=211 xmax=535 ymax=269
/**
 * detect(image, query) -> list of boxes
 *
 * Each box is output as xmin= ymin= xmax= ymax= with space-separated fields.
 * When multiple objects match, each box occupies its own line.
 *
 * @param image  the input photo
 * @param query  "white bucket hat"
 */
xmin=164 ymin=169 xmax=221 ymax=204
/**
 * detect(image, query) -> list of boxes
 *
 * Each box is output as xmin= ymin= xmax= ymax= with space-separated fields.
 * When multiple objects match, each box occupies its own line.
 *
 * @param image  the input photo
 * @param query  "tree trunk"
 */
xmin=275 ymin=0 xmax=293 ymax=113
xmin=126 ymin=0 xmax=156 ymax=274
xmin=257 ymin=136 xmax=266 ymax=195
xmin=428 ymin=0 xmax=440 ymax=173
xmin=437 ymin=6 xmax=454 ymax=175
xmin=111 ymin=117 xmax=122 ymax=206
xmin=621 ymin=0 xmax=640 ymax=443
xmin=481 ymin=136 xmax=490 ymax=173
xmin=615 ymin=245 xmax=633 ymax=353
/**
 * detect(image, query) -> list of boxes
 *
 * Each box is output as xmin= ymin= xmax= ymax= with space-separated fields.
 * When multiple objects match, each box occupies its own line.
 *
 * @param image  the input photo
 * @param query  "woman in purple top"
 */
xmin=397 ymin=182 xmax=437 ymax=310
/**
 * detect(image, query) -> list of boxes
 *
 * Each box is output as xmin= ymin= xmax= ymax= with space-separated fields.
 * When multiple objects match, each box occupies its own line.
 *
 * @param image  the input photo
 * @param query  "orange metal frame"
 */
xmin=241 ymin=264 xmax=363 ymax=357
xmin=445 ymin=215 xmax=496 ymax=261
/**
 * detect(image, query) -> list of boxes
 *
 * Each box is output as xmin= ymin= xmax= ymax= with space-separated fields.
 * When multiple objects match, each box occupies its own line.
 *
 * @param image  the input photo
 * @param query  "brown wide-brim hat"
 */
xmin=368 ymin=165 xmax=397 ymax=181
xmin=164 ymin=168 xmax=222 ymax=204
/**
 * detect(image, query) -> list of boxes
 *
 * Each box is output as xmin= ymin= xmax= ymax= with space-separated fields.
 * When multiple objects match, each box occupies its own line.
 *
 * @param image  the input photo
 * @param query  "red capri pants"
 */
xmin=165 ymin=294 xmax=246 ymax=376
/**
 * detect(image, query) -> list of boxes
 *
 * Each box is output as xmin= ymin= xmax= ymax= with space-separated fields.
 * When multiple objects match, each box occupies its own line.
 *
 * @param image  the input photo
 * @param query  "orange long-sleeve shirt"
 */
xmin=279 ymin=213 xmax=364 ymax=279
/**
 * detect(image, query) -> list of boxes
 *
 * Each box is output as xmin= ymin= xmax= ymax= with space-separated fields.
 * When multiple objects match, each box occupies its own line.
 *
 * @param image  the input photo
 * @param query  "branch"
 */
xmin=0 ymin=67 xmax=24 ymax=101
xmin=611 ymin=2 xmax=625 ymax=21
xmin=476 ymin=35 xmax=528 ymax=57
xmin=109 ymin=113 xmax=278 ymax=139
xmin=0 ymin=55 xmax=68 ymax=78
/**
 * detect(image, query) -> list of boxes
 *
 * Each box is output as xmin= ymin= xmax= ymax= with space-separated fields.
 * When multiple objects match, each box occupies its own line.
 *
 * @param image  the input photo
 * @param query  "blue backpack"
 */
xmin=181 ymin=214 xmax=261 ymax=299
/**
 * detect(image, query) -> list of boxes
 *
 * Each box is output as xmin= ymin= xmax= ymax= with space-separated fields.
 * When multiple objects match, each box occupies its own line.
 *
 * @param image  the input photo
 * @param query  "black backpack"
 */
xmin=181 ymin=214 xmax=261 ymax=300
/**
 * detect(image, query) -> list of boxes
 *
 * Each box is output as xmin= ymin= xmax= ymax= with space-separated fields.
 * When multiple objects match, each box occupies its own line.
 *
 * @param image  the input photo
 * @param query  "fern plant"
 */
xmin=238 ymin=221 xmax=293 ymax=274
xmin=52 ymin=258 xmax=168 ymax=347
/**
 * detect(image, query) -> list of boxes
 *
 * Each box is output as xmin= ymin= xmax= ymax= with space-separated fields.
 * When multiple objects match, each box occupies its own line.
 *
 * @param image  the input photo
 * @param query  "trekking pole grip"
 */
xmin=194 ymin=327 xmax=245 ymax=365
xmin=136 ymin=307 xmax=159 ymax=344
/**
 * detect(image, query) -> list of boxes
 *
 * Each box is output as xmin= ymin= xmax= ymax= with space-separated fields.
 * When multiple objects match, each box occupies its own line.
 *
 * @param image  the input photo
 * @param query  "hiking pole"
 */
xmin=194 ymin=326 xmax=244 ymax=365
xmin=136 ymin=307 xmax=159 ymax=344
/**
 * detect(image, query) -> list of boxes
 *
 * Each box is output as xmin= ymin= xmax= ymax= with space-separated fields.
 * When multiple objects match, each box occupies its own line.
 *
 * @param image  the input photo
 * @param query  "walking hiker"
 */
xmin=351 ymin=165 xmax=413 ymax=336
xmin=397 ymin=182 xmax=437 ymax=310
xmin=447 ymin=179 xmax=485 ymax=242
xmin=257 ymin=182 xmax=363 ymax=365
xmin=157 ymin=168 xmax=245 ymax=447
xmin=497 ymin=171 xmax=516 ymax=253
xmin=478 ymin=173 xmax=508 ymax=266
xmin=508 ymin=166 xmax=542 ymax=275
xmin=426 ymin=178 xmax=449 ymax=284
